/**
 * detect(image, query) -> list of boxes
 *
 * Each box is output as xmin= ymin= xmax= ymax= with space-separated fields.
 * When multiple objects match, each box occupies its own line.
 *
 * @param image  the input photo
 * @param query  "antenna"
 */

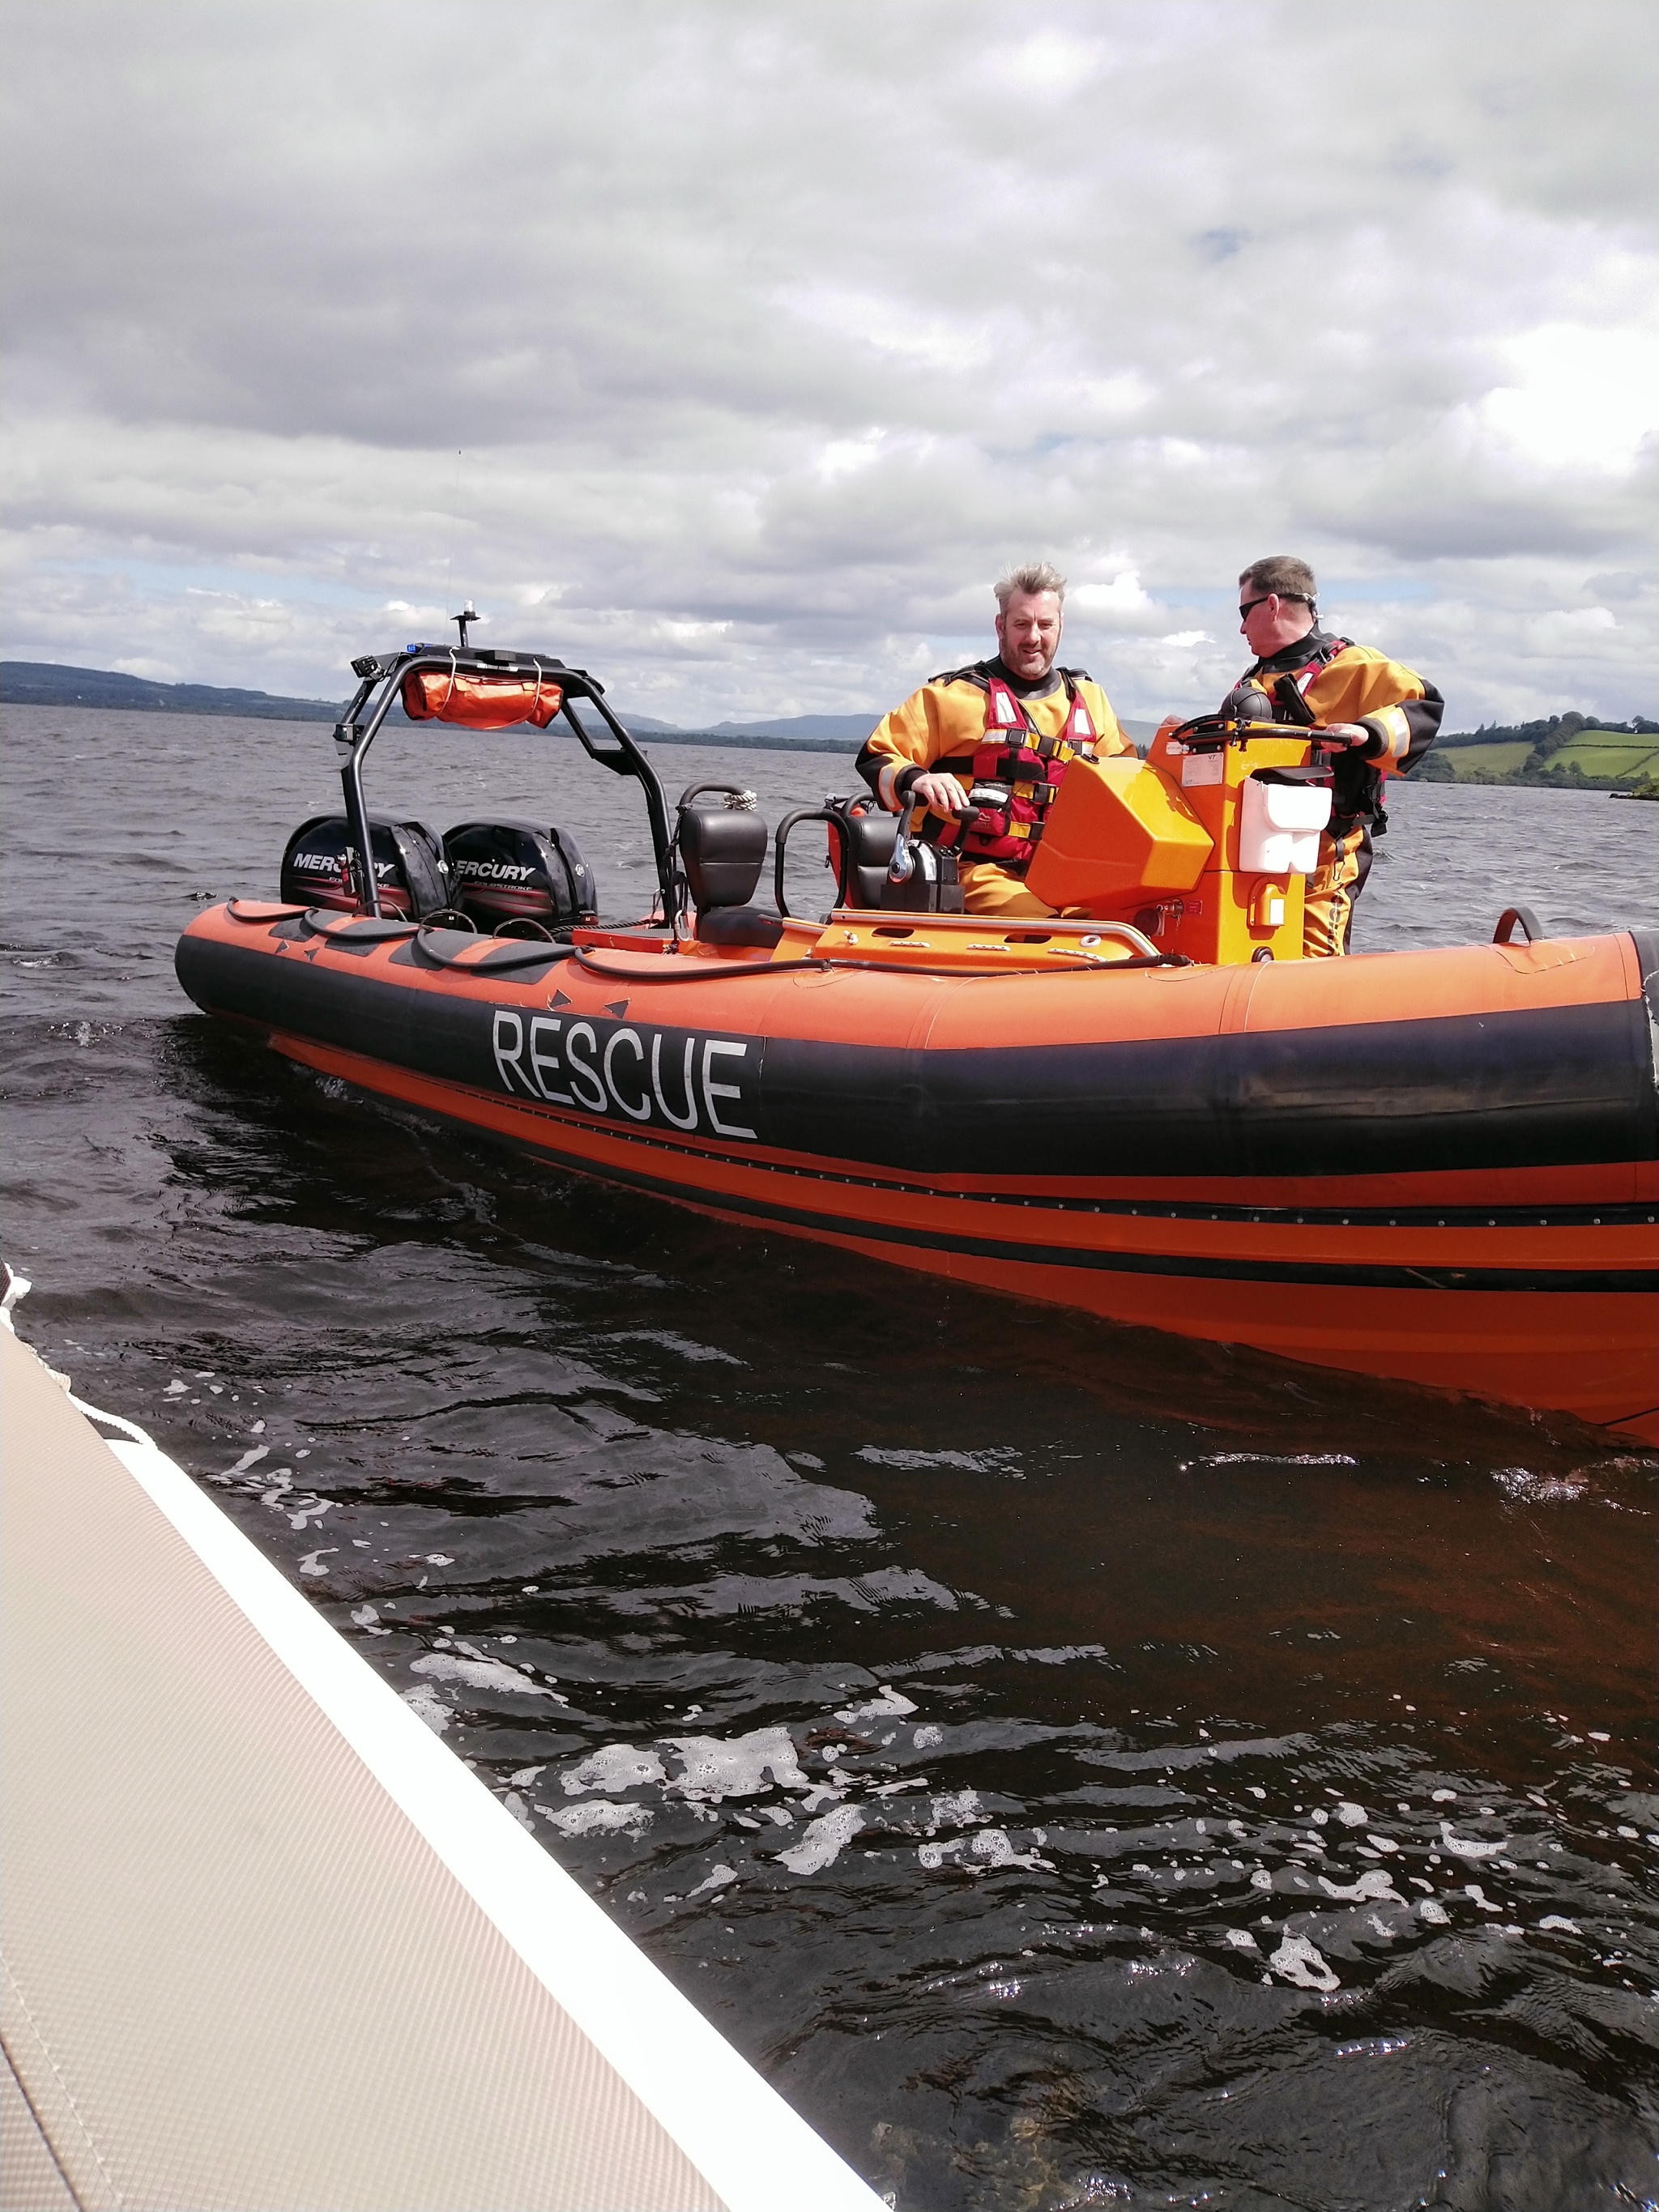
xmin=452 ymin=602 xmax=479 ymax=648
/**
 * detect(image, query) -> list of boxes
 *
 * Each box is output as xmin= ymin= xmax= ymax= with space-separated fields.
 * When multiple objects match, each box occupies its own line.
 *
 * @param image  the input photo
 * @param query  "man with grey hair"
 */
xmin=1226 ymin=555 xmax=1442 ymax=956
xmin=856 ymin=564 xmax=1131 ymax=917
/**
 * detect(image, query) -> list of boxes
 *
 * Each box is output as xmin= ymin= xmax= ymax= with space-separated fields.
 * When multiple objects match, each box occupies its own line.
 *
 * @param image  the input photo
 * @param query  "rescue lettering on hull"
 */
xmin=490 ymin=1008 xmax=758 ymax=1141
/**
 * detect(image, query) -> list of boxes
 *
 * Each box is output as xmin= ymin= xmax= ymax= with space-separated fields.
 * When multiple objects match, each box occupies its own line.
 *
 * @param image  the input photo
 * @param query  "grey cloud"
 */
xmin=2 ymin=0 xmax=1653 ymax=723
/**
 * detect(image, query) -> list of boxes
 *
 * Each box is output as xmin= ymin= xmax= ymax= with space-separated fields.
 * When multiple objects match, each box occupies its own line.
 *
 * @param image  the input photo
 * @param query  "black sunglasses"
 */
xmin=1239 ymin=592 xmax=1310 ymax=620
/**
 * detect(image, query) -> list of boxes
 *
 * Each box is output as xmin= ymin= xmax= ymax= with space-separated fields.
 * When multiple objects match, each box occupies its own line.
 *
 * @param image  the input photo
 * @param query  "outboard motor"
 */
xmin=674 ymin=783 xmax=778 ymax=948
xmin=442 ymin=819 xmax=598 ymax=936
xmin=280 ymin=812 xmax=449 ymax=918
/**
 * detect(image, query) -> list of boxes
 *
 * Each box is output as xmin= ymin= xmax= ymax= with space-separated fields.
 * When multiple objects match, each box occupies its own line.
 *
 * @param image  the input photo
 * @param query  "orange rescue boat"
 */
xmin=175 ymin=630 xmax=1659 ymax=1443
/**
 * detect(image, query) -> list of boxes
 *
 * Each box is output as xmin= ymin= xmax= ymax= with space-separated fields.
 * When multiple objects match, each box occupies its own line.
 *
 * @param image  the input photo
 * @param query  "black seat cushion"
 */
xmin=696 ymin=905 xmax=784 ymax=949
xmin=679 ymin=806 xmax=767 ymax=909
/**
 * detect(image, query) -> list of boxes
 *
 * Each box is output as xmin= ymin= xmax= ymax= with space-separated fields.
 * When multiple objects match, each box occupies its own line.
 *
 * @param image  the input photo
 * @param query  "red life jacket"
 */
xmin=930 ymin=667 xmax=1099 ymax=872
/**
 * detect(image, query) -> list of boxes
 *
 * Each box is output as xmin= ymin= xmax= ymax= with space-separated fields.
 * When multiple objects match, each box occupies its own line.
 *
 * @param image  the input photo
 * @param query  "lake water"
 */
xmin=4 ymin=701 xmax=1657 ymax=2211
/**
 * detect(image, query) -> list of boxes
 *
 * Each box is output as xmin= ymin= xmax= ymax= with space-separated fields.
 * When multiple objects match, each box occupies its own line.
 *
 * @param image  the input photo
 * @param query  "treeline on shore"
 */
xmin=1418 ymin=711 xmax=1659 ymax=794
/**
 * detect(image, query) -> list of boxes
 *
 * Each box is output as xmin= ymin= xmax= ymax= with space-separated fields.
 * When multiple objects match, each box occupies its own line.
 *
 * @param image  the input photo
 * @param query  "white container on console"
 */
xmin=1238 ymin=772 xmax=1333 ymax=876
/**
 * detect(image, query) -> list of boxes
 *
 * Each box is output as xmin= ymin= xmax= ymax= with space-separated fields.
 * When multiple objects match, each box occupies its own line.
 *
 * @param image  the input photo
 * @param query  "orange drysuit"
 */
xmin=857 ymin=659 xmax=1131 ymax=918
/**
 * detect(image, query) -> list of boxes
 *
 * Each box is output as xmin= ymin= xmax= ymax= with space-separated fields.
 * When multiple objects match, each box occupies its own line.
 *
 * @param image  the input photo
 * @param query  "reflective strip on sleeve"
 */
xmin=1365 ymin=703 xmax=1413 ymax=763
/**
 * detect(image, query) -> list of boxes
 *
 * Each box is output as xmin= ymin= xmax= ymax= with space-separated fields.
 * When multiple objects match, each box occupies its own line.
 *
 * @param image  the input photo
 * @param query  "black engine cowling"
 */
xmin=280 ymin=813 xmax=449 ymax=918
xmin=442 ymin=820 xmax=598 ymax=932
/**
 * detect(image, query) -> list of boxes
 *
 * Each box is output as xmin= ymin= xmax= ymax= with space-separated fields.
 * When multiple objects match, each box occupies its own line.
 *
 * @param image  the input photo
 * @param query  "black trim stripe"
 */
xmin=361 ymin=1072 xmax=1659 ymax=1295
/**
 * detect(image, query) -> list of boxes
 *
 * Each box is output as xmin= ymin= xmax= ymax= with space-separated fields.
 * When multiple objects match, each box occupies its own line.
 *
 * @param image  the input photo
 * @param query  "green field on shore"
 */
xmin=1430 ymin=728 xmax=1657 ymax=787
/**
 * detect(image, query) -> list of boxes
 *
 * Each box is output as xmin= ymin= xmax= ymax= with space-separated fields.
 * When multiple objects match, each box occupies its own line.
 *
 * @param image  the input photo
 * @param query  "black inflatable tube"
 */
xmin=174 ymin=929 xmax=1657 ymax=1184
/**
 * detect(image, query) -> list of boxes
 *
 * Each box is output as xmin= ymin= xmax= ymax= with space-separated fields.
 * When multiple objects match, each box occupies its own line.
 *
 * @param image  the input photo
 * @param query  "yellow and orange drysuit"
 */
xmin=856 ymin=659 xmax=1131 ymax=918
xmin=1225 ymin=629 xmax=1442 ymax=957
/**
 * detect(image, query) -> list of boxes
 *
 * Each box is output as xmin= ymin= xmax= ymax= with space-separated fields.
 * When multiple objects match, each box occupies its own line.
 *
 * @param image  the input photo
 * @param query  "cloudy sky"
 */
xmin=3 ymin=0 xmax=1653 ymax=728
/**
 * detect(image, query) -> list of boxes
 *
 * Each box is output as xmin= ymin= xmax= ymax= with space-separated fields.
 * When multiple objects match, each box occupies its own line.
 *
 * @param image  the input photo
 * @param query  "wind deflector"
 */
xmin=402 ymin=664 xmax=563 ymax=728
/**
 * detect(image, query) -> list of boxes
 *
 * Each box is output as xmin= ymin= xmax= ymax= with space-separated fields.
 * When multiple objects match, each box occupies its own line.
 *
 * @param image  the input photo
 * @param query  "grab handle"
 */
xmin=1493 ymin=906 xmax=1543 ymax=944
xmin=773 ymin=807 xmax=840 ymax=918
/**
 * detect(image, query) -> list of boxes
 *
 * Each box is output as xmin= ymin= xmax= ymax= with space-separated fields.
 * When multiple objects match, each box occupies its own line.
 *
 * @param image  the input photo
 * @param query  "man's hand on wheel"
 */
xmin=1319 ymin=722 xmax=1373 ymax=748
xmin=908 ymin=769 xmax=972 ymax=813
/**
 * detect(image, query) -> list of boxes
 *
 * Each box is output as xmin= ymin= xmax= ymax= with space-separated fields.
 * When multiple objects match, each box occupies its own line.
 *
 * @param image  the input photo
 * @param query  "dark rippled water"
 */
xmin=4 ymin=701 xmax=1657 ymax=2211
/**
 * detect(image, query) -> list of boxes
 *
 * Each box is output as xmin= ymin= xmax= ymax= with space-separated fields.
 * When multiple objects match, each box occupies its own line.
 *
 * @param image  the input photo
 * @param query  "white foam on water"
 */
xmin=1417 ymin=1899 xmax=1450 ymax=1924
xmin=834 ymin=1686 xmax=917 ymax=1723
xmin=1440 ymin=1822 xmax=1504 ymax=1860
xmin=1538 ymin=1914 xmax=1580 ymax=1933
xmin=778 ymin=1804 xmax=865 ymax=1875
xmin=1318 ymin=1869 xmax=1402 ymax=1904
xmin=1493 ymin=1467 xmax=1589 ymax=1503
xmin=509 ymin=1765 xmax=546 ymax=1787
xmin=561 ymin=1743 xmax=667 ymax=1796
xmin=687 ymin=1864 xmax=740 ymax=1896
xmin=501 ymin=1790 xmax=535 ymax=1831
xmin=219 ymin=1443 xmax=269 ymax=1477
xmin=1269 ymin=1933 xmax=1339 ymax=1991
xmin=928 ymin=1788 xmax=984 ymax=1832
xmin=298 ymin=1547 xmax=336 ymax=1577
xmin=1335 ymin=1802 xmax=1367 ymax=1826
xmin=410 ymin=1652 xmax=566 ymax=1700
xmin=666 ymin=1725 xmax=808 ymax=1801
xmin=543 ymin=1799 xmax=654 ymax=1839
xmin=912 ymin=1724 xmax=943 ymax=1750
xmin=1224 ymin=1929 xmax=1260 ymax=1950
xmin=968 ymin=1829 xmax=1051 ymax=1872
xmin=1201 ymin=1453 xmax=1358 ymax=1467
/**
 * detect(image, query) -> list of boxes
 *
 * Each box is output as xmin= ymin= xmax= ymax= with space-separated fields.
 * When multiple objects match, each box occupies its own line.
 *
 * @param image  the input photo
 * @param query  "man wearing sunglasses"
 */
xmin=1226 ymin=556 xmax=1441 ymax=957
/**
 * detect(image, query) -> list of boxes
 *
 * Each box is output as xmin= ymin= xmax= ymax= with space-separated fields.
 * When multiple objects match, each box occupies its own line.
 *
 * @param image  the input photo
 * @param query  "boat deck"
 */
xmin=0 ymin=1323 xmax=880 ymax=2211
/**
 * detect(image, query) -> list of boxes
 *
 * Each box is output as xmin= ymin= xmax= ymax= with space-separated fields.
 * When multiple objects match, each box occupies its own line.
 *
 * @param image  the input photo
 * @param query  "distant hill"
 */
xmin=1 ymin=659 xmax=344 ymax=722
xmin=707 ymin=712 xmax=883 ymax=742
xmin=2 ymin=659 xmax=1156 ymax=751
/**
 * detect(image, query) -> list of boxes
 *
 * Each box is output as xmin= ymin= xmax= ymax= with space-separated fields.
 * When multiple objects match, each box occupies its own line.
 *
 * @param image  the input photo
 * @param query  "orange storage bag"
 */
xmin=401 ymin=667 xmax=564 ymax=730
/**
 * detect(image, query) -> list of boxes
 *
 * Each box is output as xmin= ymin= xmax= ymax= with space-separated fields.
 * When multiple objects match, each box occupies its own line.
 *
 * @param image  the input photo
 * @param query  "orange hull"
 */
xmin=177 ymin=904 xmax=1659 ymax=1442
